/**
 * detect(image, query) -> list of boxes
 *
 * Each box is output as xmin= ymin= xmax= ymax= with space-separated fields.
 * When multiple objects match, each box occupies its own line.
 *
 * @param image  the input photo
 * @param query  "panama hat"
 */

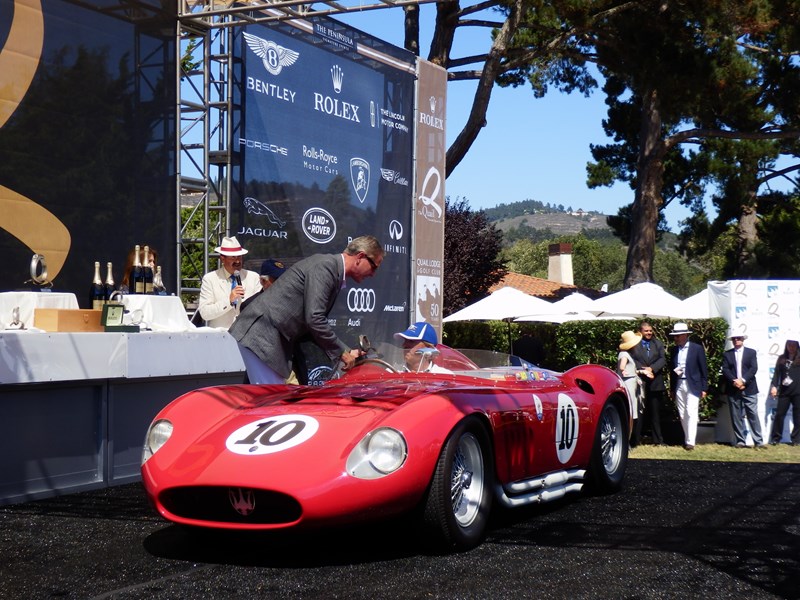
xmin=669 ymin=322 xmax=691 ymax=336
xmin=215 ymin=236 xmax=248 ymax=256
xmin=728 ymin=332 xmax=747 ymax=340
xmin=619 ymin=330 xmax=642 ymax=351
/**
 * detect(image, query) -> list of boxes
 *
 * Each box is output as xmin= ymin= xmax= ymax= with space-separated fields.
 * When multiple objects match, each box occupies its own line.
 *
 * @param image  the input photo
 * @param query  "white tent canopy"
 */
xmin=443 ymin=286 xmax=556 ymax=323
xmin=552 ymin=292 xmax=596 ymax=313
xmin=589 ymin=282 xmax=686 ymax=319
xmin=680 ymin=288 xmax=712 ymax=319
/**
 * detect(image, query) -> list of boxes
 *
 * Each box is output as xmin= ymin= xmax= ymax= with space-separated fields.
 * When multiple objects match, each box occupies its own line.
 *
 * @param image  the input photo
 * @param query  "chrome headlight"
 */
xmin=141 ymin=419 xmax=173 ymax=465
xmin=346 ymin=427 xmax=407 ymax=479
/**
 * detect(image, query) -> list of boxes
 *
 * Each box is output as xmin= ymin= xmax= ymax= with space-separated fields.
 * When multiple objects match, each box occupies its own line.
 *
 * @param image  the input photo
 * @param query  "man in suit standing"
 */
xmin=229 ymin=235 xmax=384 ymax=384
xmin=722 ymin=333 xmax=766 ymax=448
xmin=629 ymin=321 xmax=667 ymax=447
xmin=198 ymin=236 xmax=262 ymax=328
xmin=669 ymin=322 xmax=708 ymax=450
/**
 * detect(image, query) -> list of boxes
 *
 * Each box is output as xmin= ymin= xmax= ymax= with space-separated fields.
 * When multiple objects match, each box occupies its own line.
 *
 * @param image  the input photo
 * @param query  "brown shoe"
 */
xmin=684 ymin=444 xmax=695 ymax=451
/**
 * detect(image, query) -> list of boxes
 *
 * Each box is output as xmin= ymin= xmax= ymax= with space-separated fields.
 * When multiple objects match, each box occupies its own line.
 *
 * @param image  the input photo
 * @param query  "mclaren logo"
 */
xmin=243 ymin=32 xmax=300 ymax=76
xmin=228 ymin=488 xmax=256 ymax=516
xmin=347 ymin=288 xmax=376 ymax=313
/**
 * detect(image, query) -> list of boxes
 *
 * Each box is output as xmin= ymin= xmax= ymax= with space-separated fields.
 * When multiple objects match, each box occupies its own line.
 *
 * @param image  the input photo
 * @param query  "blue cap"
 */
xmin=394 ymin=322 xmax=438 ymax=345
xmin=260 ymin=259 xmax=286 ymax=280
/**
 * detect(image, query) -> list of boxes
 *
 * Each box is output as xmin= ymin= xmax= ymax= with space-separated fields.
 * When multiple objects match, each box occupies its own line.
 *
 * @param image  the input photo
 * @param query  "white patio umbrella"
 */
xmin=443 ymin=286 xmax=556 ymax=322
xmin=516 ymin=311 xmax=598 ymax=324
xmin=443 ymin=286 xmax=557 ymax=351
xmin=589 ymin=282 xmax=686 ymax=319
xmin=680 ymin=288 xmax=712 ymax=319
xmin=552 ymin=292 xmax=596 ymax=313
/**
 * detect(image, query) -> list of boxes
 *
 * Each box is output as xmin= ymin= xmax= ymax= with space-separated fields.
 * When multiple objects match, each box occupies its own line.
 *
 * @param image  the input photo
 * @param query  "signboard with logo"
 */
xmin=231 ymin=17 xmax=419 ymax=369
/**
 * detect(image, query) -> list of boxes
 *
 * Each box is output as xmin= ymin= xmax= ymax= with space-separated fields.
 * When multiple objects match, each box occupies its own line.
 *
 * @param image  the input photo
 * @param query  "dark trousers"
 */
xmin=633 ymin=389 xmax=664 ymax=445
xmin=728 ymin=391 xmax=763 ymax=445
xmin=771 ymin=394 xmax=800 ymax=444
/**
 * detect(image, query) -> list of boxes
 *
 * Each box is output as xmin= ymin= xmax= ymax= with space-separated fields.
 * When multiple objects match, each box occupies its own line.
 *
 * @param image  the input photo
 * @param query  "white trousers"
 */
xmin=237 ymin=343 xmax=284 ymax=384
xmin=675 ymin=380 xmax=700 ymax=446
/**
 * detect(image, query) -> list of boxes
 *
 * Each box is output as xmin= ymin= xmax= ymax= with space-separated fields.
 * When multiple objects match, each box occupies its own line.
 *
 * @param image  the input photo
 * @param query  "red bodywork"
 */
xmin=141 ymin=350 xmax=628 ymax=531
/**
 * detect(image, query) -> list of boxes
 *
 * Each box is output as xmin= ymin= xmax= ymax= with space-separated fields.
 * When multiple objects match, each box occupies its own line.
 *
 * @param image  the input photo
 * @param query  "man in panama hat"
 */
xmin=668 ymin=322 xmax=708 ymax=450
xmin=198 ymin=236 xmax=261 ymax=329
xmin=722 ymin=332 xmax=765 ymax=448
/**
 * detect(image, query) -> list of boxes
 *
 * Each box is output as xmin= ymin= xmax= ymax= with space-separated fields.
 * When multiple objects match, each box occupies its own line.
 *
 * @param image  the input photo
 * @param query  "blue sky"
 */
xmin=338 ymin=6 xmax=695 ymax=231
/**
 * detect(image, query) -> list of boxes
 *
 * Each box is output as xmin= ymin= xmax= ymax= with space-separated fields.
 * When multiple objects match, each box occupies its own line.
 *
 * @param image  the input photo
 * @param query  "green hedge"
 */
xmin=442 ymin=317 xmax=729 ymax=420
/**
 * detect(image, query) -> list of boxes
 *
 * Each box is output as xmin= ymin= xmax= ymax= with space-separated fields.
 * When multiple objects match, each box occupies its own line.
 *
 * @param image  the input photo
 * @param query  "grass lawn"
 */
xmin=630 ymin=441 xmax=799 ymax=463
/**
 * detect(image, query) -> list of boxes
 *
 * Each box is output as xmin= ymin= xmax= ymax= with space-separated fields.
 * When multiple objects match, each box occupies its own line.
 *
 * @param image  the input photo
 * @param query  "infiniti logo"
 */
xmin=347 ymin=288 xmax=376 ymax=313
xmin=389 ymin=220 xmax=403 ymax=240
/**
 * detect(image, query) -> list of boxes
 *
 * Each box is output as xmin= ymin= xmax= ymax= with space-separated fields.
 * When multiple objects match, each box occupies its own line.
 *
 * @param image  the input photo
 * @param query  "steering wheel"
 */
xmin=357 ymin=358 xmax=397 ymax=373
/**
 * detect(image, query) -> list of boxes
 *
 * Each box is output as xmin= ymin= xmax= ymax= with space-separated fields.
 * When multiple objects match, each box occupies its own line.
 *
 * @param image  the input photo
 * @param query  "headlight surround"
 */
xmin=346 ymin=427 xmax=407 ymax=479
xmin=141 ymin=419 xmax=173 ymax=464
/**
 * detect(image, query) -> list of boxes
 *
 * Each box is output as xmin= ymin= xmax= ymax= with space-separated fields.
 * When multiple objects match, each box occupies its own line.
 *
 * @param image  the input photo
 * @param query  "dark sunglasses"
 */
xmin=364 ymin=254 xmax=379 ymax=270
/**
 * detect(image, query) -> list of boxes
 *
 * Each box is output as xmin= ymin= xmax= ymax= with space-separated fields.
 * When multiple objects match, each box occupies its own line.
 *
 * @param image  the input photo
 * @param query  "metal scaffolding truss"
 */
xmin=176 ymin=0 xmax=431 ymax=311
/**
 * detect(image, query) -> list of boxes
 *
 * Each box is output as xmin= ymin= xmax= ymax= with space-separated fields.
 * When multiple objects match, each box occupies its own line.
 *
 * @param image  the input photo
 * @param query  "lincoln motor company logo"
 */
xmin=242 ymin=32 xmax=300 ymax=76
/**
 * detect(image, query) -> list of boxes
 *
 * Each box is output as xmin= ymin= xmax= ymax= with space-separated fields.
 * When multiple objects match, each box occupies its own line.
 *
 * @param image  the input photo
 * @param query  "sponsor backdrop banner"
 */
xmin=231 ymin=17 xmax=419 ymax=374
xmin=709 ymin=279 xmax=800 ymax=443
xmin=0 ymin=0 xmax=176 ymax=303
xmin=413 ymin=59 xmax=447 ymax=337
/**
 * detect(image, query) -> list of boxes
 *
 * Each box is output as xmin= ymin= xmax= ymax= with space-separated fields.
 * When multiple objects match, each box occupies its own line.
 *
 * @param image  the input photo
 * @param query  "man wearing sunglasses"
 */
xmin=230 ymin=235 xmax=384 ymax=384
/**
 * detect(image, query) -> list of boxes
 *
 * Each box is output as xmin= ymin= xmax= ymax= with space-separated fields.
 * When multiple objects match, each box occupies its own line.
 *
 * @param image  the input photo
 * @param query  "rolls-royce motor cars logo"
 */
xmin=350 ymin=158 xmax=370 ymax=203
xmin=243 ymin=32 xmax=299 ymax=76
xmin=347 ymin=288 xmax=376 ymax=313
xmin=302 ymin=207 xmax=336 ymax=244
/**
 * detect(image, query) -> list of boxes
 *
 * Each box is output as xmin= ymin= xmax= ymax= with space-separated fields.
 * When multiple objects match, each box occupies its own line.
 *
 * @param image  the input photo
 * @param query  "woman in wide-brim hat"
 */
xmin=617 ymin=330 xmax=643 ymax=422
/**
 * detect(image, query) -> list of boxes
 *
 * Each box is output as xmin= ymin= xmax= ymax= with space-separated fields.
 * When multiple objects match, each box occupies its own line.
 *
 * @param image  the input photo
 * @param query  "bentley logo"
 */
xmin=228 ymin=488 xmax=256 ymax=516
xmin=350 ymin=158 xmax=370 ymax=203
xmin=242 ymin=32 xmax=300 ymax=76
xmin=331 ymin=65 xmax=344 ymax=93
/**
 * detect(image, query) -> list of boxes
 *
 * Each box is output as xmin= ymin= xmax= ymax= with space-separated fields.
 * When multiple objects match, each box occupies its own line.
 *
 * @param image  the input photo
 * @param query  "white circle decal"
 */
xmin=226 ymin=415 xmax=319 ymax=456
xmin=555 ymin=393 xmax=579 ymax=464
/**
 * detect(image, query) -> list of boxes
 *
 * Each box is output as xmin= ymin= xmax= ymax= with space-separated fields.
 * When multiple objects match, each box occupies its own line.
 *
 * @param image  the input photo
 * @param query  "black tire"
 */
xmin=422 ymin=416 xmax=494 ymax=552
xmin=586 ymin=399 xmax=628 ymax=494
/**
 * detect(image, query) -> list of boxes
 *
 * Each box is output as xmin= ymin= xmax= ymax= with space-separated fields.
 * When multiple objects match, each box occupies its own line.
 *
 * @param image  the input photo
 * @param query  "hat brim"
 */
xmin=215 ymin=248 xmax=248 ymax=256
xmin=619 ymin=333 xmax=642 ymax=351
xmin=669 ymin=330 xmax=690 ymax=336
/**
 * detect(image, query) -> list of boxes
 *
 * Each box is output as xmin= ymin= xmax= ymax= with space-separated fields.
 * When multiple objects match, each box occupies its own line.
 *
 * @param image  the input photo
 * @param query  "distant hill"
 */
xmin=491 ymin=211 xmax=612 ymax=235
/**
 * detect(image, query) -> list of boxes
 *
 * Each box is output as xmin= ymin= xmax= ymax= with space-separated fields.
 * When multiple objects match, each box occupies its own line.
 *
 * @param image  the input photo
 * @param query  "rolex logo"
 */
xmin=429 ymin=96 xmax=436 ymax=113
xmin=331 ymin=65 xmax=344 ymax=93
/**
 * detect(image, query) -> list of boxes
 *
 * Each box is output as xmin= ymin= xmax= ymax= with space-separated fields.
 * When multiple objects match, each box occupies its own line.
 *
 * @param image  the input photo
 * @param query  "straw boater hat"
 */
xmin=215 ymin=236 xmax=248 ymax=256
xmin=669 ymin=322 xmax=691 ymax=336
xmin=619 ymin=330 xmax=642 ymax=351
xmin=728 ymin=332 xmax=748 ymax=340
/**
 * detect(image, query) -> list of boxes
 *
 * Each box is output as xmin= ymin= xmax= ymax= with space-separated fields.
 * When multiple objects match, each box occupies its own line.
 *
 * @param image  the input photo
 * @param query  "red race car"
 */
xmin=141 ymin=344 xmax=631 ymax=551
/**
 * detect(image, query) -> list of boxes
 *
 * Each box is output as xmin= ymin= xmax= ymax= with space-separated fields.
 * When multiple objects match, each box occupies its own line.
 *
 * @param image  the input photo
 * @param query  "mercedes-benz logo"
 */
xmin=347 ymin=288 xmax=376 ymax=312
xmin=389 ymin=220 xmax=403 ymax=240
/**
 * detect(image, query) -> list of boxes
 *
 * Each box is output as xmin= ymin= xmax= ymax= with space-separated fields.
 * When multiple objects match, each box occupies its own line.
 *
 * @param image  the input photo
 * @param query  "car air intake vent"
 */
xmin=160 ymin=486 xmax=302 ymax=525
xmin=575 ymin=378 xmax=595 ymax=394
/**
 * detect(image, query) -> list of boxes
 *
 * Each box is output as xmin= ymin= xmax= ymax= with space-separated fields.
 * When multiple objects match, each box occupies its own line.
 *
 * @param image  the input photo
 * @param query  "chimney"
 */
xmin=548 ymin=243 xmax=574 ymax=285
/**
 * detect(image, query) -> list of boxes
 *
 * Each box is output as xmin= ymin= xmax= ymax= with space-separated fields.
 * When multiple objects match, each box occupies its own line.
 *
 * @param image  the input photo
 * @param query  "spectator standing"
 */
xmin=617 ymin=330 xmax=643 ymax=430
xmin=229 ymin=235 xmax=384 ymax=384
xmin=628 ymin=321 xmax=667 ymax=446
xmin=669 ymin=322 xmax=708 ymax=451
xmin=197 ymin=237 xmax=261 ymax=329
xmin=769 ymin=338 xmax=800 ymax=446
xmin=722 ymin=333 xmax=766 ymax=448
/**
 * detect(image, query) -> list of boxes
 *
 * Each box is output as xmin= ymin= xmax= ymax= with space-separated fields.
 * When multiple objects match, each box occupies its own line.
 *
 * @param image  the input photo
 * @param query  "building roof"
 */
xmin=489 ymin=272 xmax=605 ymax=301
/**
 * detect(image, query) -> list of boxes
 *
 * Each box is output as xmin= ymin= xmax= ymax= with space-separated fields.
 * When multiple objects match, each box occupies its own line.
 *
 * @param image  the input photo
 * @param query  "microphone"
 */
xmin=233 ymin=270 xmax=242 ymax=286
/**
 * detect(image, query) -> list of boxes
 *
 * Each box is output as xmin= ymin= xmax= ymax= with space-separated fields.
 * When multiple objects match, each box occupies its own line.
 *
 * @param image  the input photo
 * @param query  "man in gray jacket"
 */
xmin=229 ymin=235 xmax=384 ymax=384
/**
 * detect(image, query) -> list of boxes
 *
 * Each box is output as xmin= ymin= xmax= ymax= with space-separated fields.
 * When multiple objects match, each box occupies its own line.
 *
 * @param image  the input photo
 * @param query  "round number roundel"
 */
xmin=226 ymin=415 xmax=319 ymax=456
xmin=555 ymin=393 xmax=579 ymax=464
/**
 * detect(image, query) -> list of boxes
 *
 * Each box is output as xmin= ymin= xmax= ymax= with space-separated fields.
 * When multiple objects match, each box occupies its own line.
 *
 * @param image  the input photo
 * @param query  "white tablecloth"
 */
xmin=120 ymin=295 xmax=195 ymax=332
xmin=0 ymin=329 xmax=244 ymax=384
xmin=0 ymin=291 xmax=79 ymax=329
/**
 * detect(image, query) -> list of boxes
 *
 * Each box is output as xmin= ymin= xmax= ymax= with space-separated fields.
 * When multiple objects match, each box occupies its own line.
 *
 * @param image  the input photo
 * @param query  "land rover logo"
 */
xmin=302 ymin=207 xmax=336 ymax=244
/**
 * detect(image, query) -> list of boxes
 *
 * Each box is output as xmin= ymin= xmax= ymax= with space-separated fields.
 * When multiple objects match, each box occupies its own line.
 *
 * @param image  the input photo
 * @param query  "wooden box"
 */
xmin=34 ymin=308 xmax=104 ymax=332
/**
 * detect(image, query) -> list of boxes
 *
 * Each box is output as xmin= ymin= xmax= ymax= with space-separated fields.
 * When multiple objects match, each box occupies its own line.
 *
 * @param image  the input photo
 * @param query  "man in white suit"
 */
xmin=198 ymin=236 xmax=261 ymax=328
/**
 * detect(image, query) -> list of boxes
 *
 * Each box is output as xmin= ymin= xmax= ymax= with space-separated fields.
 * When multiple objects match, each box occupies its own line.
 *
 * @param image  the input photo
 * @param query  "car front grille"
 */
xmin=160 ymin=486 xmax=302 ymax=525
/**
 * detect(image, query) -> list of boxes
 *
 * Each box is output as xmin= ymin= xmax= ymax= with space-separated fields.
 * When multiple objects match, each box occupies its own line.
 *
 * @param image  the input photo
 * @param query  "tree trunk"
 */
xmin=445 ymin=0 xmax=524 ymax=175
xmin=428 ymin=0 xmax=460 ymax=66
xmin=403 ymin=5 xmax=420 ymax=55
xmin=735 ymin=192 xmax=759 ymax=274
xmin=625 ymin=87 xmax=665 ymax=287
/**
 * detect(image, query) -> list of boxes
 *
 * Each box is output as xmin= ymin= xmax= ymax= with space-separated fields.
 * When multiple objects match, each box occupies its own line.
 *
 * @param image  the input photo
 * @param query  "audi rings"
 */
xmin=347 ymin=288 xmax=376 ymax=312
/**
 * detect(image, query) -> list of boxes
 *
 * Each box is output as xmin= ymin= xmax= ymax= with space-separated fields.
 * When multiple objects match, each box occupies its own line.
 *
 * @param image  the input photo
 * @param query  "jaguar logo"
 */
xmin=347 ymin=288 xmax=376 ymax=313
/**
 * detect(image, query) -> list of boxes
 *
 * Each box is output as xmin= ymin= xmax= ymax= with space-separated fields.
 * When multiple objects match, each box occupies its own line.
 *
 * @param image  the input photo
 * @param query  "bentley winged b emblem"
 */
xmin=242 ymin=32 xmax=300 ymax=76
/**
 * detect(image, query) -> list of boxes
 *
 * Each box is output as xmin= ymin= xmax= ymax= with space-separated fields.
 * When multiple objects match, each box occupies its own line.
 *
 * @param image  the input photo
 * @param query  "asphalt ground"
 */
xmin=1 ymin=459 xmax=798 ymax=600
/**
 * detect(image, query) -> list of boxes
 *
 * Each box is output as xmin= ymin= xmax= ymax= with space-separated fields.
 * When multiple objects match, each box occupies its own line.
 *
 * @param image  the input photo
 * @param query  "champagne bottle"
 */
xmin=143 ymin=245 xmax=154 ymax=294
xmin=132 ymin=244 xmax=144 ymax=294
xmin=90 ymin=261 xmax=105 ymax=310
xmin=153 ymin=265 xmax=166 ymax=295
xmin=104 ymin=262 xmax=115 ymax=301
